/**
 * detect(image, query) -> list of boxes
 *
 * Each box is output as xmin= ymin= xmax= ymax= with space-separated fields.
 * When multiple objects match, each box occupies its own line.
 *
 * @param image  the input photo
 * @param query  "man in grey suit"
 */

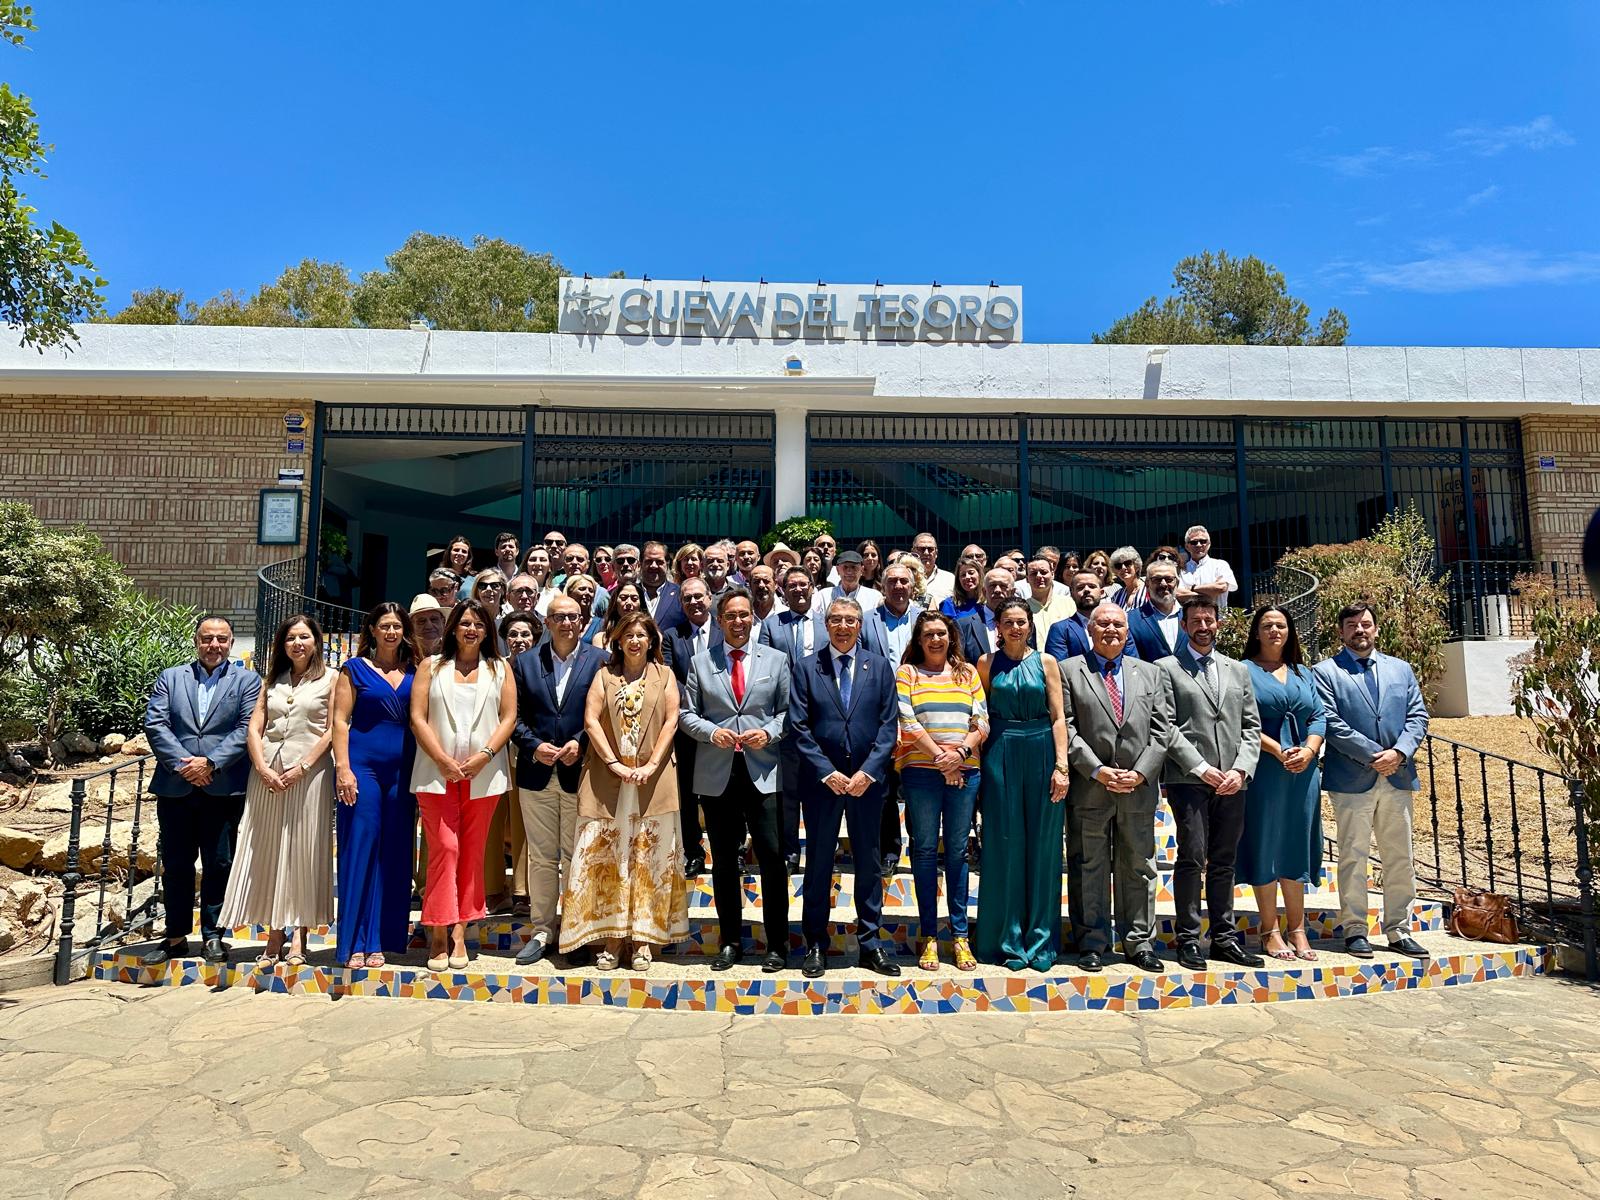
xmin=141 ymin=615 xmax=262 ymax=965
xmin=1061 ymin=602 xmax=1174 ymax=972
xmin=1313 ymin=602 xmax=1431 ymax=960
xmin=1159 ymin=598 xmax=1264 ymax=970
xmin=681 ymin=587 xmax=792 ymax=973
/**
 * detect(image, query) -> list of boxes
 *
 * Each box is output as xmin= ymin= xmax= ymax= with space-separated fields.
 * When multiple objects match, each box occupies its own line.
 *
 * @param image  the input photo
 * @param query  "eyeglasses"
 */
xmin=615 ymin=555 xmax=638 ymax=565
xmin=548 ymin=612 xmax=581 ymax=623
xmin=1187 ymin=538 xmax=1209 ymax=545
xmin=824 ymin=615 xmax=861 ymax=627
xmin=544 ymin=538 xmax=566 ymax=548
xmin=510 ymin=586 xmax=537 ymax=596
xmin=480 ymin=582 xmax=505 ymax=590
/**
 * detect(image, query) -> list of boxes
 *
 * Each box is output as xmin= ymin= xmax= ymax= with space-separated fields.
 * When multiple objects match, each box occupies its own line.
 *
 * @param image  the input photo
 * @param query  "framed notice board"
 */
xmin=258 ymin=488 xmax=304 ymax=545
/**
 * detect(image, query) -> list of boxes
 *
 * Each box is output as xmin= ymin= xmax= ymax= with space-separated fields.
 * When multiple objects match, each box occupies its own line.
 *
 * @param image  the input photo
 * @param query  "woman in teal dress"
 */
xmin=973 ymin=599 xmax=1072 ymax=971
xmin=1237 ymin=606 xmax=1327 ymax=963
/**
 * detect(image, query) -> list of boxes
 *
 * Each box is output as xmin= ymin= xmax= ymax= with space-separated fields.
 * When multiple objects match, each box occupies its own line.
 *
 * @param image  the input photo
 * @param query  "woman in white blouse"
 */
xmin=409 ymin=599 xmax=517 ymax=971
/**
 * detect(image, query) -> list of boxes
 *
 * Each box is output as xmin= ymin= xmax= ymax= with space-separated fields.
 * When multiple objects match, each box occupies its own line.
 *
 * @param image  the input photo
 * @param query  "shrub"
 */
xmin=760 ymin=516 xmax=834 ymax=555
xmin=1512 ymin=602 xmax=1600 ymax=850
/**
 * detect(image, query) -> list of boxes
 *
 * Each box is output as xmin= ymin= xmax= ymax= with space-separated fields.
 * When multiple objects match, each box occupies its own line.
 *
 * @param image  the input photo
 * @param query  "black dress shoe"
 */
xmin=879 ymin=852 xmax=899 ymax=880
xmin=202 ymin=937 xmax=229 ymax=964
xmin=1128 ymin=949 xmax=1164 ymax=973
xmin=784 ymin=853 xmax=800 ymax=874
xmin=1077 ymin=950 xmax=1104 ymax=972
xmin=1211 ymin=941 xmax=1265 ymax=968
xmin=801 ymin=945 xmax=825 ymax=978
xmin=710 ymin=944 xmax=742 ymax=971
xmin=1387 ymin=935 xmax=1430 ymax=959
xmin=859 ymin=946 xmax=901 ymax=977
xmin=1344 ymin=935 xmax=1375 ymax=959
xmin=761 ymin=950 xmax=785 ymax=973
xmin=1176 ymin=943 xmax=1207 ymax=971
xmin=141 ymin=939 xmax=188 ymax=966
xmin=684 ymin=854 xmax=706 ymax=876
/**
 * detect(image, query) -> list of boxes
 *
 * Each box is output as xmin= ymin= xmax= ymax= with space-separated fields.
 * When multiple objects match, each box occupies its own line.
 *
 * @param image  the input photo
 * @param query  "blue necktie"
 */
xmin=837 ymin=653 xmax=852 ymax=709
xmin=1360 ymin=657 xmax=1380 ymax=707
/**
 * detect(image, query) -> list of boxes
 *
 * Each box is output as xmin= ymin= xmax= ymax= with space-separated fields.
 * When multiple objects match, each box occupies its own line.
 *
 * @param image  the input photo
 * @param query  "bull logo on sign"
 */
xmin=562 ymin=280 xmax=613 ymax=331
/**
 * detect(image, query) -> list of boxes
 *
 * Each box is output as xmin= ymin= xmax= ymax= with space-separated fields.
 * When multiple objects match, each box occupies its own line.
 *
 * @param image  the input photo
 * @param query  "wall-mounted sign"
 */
xmin=286 ymin=438 xmax=305 ymax=454
xmin=283 ymin=408 xmax=308 ymax=434
xmin=558 ymin=277 xmax=1023 ymax=343
xmin=257 ymin=488 xmax=303 ymax=545
xmin=1538 ymin=454 xmax=1557 ymax=471
xmin=277 ymin=467 xmax=305 ymax=485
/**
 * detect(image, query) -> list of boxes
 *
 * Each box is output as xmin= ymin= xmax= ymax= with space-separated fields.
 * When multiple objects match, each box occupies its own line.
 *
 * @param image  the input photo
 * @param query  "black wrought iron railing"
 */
xmin=51 ymin=757 xmax=162 ymax=984
xmin=1416 ymin=732 xmax=1595 ymax=979
xmin=256 ymin=557 xmax=364 ymax=671
xmin=1247 ymin=562 xmax=1320 ymax=658
xmin=1446 ymin=559 xmax=1588 ymax=640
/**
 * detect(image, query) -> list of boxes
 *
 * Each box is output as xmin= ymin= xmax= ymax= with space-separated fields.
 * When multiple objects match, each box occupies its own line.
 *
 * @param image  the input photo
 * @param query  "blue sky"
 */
xmin=13 ymin=2 xmax=1599 ymax=346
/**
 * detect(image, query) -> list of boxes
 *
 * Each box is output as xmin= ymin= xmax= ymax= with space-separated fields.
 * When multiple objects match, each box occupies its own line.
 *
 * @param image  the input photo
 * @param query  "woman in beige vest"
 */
xmin=220 ymin=614 xmax=336 ymax=968
xmin=409 ymin=598 xmax=517 ymax=971
xmin=561 ymin=610 xmax=688 ymax=971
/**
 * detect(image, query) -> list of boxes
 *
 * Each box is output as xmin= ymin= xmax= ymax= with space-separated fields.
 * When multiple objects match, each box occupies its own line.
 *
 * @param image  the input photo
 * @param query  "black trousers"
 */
xmin=1168 ymin=781 xmax=1247 ymax=948
xmin=703 ymin=756 xmax=789 ymax=953
xmin=801 ymin=782 xmax=884 ymax=948
xmin=157 ymin=789 xmax=246 ymax=942
xmin=780 ymin=748 xmax=802 ymax=860
xmin=879 ymin=769 xmax=903 ymax=862
xmin=674 ymin=733 xmax=703 ymax=854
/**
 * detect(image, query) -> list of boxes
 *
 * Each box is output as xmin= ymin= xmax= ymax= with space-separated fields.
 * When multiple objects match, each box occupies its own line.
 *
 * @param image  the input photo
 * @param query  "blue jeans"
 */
xmin=901 ymin=766 xmax=980 ymax=938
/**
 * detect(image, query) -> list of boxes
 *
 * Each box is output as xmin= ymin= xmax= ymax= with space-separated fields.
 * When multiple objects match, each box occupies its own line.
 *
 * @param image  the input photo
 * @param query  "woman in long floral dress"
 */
xmin=560 ymin=611 xmax=688 ymax=972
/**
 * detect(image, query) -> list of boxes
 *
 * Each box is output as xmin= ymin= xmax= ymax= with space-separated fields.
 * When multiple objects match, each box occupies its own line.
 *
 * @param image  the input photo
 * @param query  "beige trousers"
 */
xmin=519 ymin=783 xmax=579 ymax=939
xmin=1330 ymin=779 xmax=1417 ymax=940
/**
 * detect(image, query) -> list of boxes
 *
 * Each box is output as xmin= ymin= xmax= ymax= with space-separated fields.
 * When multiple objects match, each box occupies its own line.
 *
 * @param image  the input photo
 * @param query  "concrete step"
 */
xmin=91 ymin=928 xmax=1546 ymax=1015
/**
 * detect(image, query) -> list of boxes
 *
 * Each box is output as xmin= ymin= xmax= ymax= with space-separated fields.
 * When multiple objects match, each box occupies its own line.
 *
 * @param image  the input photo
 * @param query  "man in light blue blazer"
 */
xmin=682 ymin=587 xmax=792 ymax=973
xmin=1312 ymin=602 xmax=1431 ymax=960
xmin=142 ymin=615 xmax=262 ymax=966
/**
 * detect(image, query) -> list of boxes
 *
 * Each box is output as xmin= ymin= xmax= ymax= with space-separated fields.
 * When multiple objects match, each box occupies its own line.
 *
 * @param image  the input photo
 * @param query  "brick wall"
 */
xmin=1521 ymin=413 xmax=1600 ymax=563
xmin=0 ymin=394 xmax=311 ymax=625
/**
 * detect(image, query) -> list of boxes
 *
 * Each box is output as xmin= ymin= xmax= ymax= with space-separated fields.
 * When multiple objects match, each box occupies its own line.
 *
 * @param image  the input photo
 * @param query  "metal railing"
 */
xmin=1446 ymin=559 xmax=1589 ymax=640
xmin=1416 ymin=732 xmax=1595 ymax=979
xmin=1247 ymin=562 xmax=1321 ymax=657
xmin=256 ymin=557 xmax=364 ymax=671
xmin=52 ymin=757 xmax=162 ymax=984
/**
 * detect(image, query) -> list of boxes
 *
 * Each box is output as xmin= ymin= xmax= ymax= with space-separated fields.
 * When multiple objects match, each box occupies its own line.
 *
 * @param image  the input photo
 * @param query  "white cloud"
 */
xmin=1324 ymin=244 xmax=1600 ymax=294
xmin=1450 ymin=115 xmax=1574 ymax=156
xmin=1314 ymin=145 xmax=1433 ymax=177
xmin=1462 ymin=184 xmax=1501 ymax=208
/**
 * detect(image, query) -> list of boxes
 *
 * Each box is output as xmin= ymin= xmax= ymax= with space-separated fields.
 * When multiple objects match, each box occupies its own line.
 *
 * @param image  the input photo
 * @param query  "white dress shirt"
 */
xmin=1180 ymin=554 xmax=1239 ymax=611
xmin=550 ymin=644 xmax=578 ymax=704
xmin=817 ymin=582 xmax=882 ymax=613
xmin=1151 ymin=602 xmax=1182 ymax=652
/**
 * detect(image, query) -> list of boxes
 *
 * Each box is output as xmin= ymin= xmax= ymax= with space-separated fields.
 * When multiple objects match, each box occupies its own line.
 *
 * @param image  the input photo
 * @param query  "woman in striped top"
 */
xmin=896 ymin=611 xmax=989 ymax=972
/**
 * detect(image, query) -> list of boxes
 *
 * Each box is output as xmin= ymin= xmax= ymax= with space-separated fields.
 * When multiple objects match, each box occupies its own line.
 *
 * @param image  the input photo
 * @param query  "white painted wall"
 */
xmin=1435 ymin=639 xmax=1533 ymax=718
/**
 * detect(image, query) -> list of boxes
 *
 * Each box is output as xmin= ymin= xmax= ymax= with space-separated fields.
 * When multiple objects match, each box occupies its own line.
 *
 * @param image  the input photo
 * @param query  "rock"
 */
xmin=122 ymin=734 xmax=151 ymax=757
xmin=84 ymin=821 xmax=157 ymax=874
xmin=29 ymin=782 xmax=75 ymax=814
xmin=98 ymin=733 xmax=126 ymax=755
xmin=0 ymin=825 xmax=44 ymax=869
xmin=65 ymin=732 xmax=97 ymax=756
xmin=6 ymin=752 xmax=30 ymax=775
xmin=47 ymin=740 xmax=69 ymax=764
xmin=12 ymin=879 xmax=50 ymax=924
xmin=0 ymin=916 xmax=12 ymax=953
xmin=18 ymin=744 xmax=46 ymax=764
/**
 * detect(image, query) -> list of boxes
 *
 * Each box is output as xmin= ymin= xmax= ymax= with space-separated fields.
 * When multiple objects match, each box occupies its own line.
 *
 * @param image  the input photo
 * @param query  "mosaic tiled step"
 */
xmin=91 ymin=931 xmax=1547 ymax=1015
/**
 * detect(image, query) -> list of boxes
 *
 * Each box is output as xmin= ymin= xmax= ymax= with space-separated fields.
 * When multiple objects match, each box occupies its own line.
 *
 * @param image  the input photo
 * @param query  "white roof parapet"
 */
xmin=0 ymin=324 xmax=1593 ymax=409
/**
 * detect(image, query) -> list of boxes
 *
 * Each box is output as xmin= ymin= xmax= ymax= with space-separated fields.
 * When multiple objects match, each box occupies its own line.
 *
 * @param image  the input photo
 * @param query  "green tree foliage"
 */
xmin=108 ymin=260 xmax=357 ymax=328
xmin=0 ymin=4 xmax=105 ymax=349
xmin=1511 ymin=584 xmax=1599 ymax=847
xmin=107 ymin=286 xmax=185 ymax=324
xmin=1094 ymin=250 xmax=1348 ymax=346
xmin=351 ymin=233 xmax=565 ymax=332
xmin=761 ymin=516 xmax=835 ymax=556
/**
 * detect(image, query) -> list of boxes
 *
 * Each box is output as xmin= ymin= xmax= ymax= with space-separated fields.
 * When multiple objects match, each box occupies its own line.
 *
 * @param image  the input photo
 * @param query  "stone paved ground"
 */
xmin=2 ymin=976 xmax=1599 ymax=1199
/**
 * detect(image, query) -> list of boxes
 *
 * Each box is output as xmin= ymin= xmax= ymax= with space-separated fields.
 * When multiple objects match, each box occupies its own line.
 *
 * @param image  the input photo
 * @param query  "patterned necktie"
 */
xmin=729 ymin=648 xmax=746 ymax=705
xmin=1102 ymin=658 xmax=1123 ymax=724
xmin=1360 ymin=656 xmax=1380 ymax=707
xmin=1198 ymin=654 xmax=1217 ymax=703
xmin=837 ymin=652 xmax=852 ymax=709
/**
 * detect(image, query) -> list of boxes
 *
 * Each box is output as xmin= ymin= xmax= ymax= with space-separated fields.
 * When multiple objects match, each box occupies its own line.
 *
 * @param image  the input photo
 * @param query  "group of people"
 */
xmin=141 ymin=524 xmax=1432 ymax=978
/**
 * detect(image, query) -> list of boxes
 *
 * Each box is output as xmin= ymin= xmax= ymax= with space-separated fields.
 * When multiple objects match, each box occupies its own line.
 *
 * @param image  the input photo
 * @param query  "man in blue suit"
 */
xmin=790 ymin=596 xmax=901 ymax=978
xmin=142 ymin=615 xmax=262 ymax=965
xmin=639 ymin=540 xmax=684 ymax=635
xmin=1313 ymin=602 xmax=1431 ymax=960
xmin=1046 ymin=570 xmax=1143 ymax=664
xmin=1125 ymin=560 xmax=1187 ymax=662
xmin=957 ymin=568 xmax=1034 ymax=664
xmin=662 ymin=577 xmax=721 ymax=875
xmin=511 ymin=594 xmax=608 ymax=965
xmin=759 ymin=565 xmax=826 ymax=866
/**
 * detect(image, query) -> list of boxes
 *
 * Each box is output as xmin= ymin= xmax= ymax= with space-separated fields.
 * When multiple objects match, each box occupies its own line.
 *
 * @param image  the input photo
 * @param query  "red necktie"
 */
xmin=730 ymin=647 xmax=746 ymax=705
xmin=1103 ymin=659 xmax=1124 ymax=724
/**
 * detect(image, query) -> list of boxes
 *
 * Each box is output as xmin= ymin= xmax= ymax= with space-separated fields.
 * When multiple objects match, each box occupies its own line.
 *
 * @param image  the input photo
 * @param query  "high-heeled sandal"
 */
xmin=344 ymin=953 xmax=367 ymax=971
xmin=1260 ymin=930 xmax=1296 ymax=961
xmin=951 ymin=937 xmax=977 ymax=972
xmin=917 ymin=938 xmax=940 ymax=971
xmin=1287 ymin=927 xmax=1319 ymax=961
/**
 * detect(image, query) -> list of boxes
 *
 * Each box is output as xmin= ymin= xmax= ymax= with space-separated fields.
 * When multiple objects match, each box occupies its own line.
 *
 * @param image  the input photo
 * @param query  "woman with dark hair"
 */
xmin=1056 ymin=551 xmax=1082 ymax=584
xmin=330 ymin=603 xmax=417 ymax=970
xmin=561 ymin=611 xmax=687 ymax=972
xmin=973 ymin=598 xmax=1070 ymax=971
xmin=800 ymin=546 xmax=825 ymax=587
xmin=1237 ymin=605 xmax=1328 ymax=962
xmin=410 ymin=599 xmax=517 ymax=971
xmin=856 ymin=539 xmax=884 ymax=588
xmin=1146 ymin=544 xmax=1182 ymax=571
xmin=592 ymin=581 xmax=644 ymax=650
xmin=938 ymin=560 xmax=984 ymax=619
xmin=221 ymin=614 xmax=336 ymax=968
xmin=500 ymin=612 xmax=540 ymax=657
xmin=445 ymin=535 xmax=476 ymax=600
xmin=896 ymin=611 xmax=989 ymax=971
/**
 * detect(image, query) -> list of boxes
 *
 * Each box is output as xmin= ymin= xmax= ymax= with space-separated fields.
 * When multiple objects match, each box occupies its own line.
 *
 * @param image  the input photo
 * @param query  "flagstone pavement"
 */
xmin=3 ymin=975 xmax=1600 ymax=1199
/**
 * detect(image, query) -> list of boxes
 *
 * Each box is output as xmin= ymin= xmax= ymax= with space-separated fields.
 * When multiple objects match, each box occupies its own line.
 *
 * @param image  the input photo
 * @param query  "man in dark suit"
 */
xmin=142 ymin=615 xmax=262 ymax=965
xmin=1126 ymin=559 xmax=1187 ymax=661
xmin=512 ymin=594 xmax=607 ymax=965
xmin=957 ymin=568 xmax=1034 ymax=664
xmin=759 ymin=565 xmax=826 ymax=868
xmin=1159 ymin=598 xmax=1263 ymax=970
xmin=1060 ymin=602 xmax=1173 ymax=973
xmin=662 ymin=576 xmax=720 ymax=875
xmin=790 ymin=597 xmax=901 ymax=978
xmin=1046 ymin=570 xmax=1143 ymax=664
xmin=639 ymin=540 xmax=684 ymax=635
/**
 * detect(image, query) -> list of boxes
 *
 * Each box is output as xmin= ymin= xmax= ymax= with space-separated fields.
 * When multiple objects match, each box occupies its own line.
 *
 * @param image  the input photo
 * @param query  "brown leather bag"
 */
xmin=1449 ymin=887 xmax=1519 ymax=944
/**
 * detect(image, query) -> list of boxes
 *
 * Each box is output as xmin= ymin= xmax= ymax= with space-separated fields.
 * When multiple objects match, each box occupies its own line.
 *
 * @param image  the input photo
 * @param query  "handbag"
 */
xmin=1448 ymin=887 xmax=1519 ymax=944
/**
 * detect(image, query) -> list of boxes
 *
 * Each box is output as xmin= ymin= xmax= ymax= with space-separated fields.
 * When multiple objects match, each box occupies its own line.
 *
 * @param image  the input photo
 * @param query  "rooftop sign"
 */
xmin=558 ymin=277 xmax=1023 ymax=342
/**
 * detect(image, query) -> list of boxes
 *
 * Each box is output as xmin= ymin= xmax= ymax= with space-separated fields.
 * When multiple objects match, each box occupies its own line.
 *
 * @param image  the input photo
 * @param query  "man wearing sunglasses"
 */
xmin=1176 ymin=525 xmax=1237 ymax=612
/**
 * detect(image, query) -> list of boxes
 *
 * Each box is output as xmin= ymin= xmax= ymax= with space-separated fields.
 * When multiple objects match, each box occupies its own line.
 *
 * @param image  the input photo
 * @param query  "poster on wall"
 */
xmin=258 ymin=488 xmax=303 ymax=545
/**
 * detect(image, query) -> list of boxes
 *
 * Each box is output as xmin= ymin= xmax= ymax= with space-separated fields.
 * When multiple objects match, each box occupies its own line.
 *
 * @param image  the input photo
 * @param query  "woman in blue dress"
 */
xmin=972 ymin=599 xmax=1071 ymax=971
xmin=1237 ymin=606 xmax=1327 ymax=963
xmin=331 ymin=602 xmax=419 ymax=970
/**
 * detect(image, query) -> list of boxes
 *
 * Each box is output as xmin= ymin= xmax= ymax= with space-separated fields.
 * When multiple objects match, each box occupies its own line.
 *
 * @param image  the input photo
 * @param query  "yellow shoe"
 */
xmin=952 ymin=937 xmax=977 ymax=972
xmin=917 ymin=937 xmax=940 ymax=971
